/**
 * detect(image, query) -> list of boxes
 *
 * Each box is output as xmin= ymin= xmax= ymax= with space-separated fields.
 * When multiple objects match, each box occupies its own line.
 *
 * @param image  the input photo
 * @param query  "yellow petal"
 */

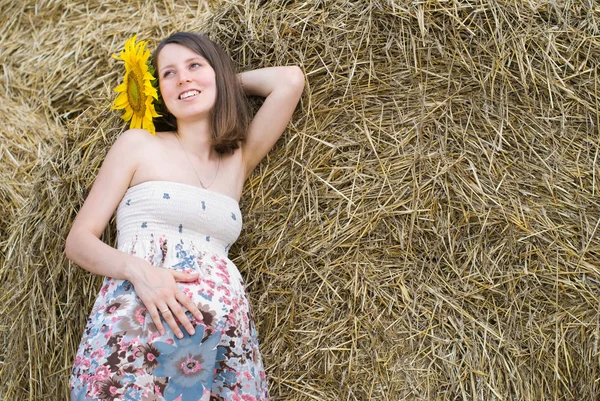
xmin=114 ymin=82 xmax=127 ymax=93
xmin=130 ymin=113 xmax=140 ymax=129
xmin=121 ymin=107 xmax=133 ymax=121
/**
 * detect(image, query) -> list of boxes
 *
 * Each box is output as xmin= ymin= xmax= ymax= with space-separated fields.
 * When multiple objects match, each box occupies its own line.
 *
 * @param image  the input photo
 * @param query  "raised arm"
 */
xmin=238 ymin=66 xmax=304 ymax=178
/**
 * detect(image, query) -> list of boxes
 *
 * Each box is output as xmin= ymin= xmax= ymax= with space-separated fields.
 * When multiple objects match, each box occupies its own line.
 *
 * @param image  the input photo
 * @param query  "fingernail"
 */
xmin=178 ymin=333 xmax=183 ymax=339
xmin=190 ymin=328 xmax=195 ymax=335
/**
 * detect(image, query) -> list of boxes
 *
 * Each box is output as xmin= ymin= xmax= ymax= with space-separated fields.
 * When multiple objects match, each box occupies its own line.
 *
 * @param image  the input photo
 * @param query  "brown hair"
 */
xmin=152 ymin=32 xmax=248 ymax=154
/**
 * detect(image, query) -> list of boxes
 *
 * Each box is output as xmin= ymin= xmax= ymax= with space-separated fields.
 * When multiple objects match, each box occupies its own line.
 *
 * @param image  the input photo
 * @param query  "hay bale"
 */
xmin=0 ymin=96 xmax=57 ymax=244
xmin=1 ymin=0 xmax=600 ymax=400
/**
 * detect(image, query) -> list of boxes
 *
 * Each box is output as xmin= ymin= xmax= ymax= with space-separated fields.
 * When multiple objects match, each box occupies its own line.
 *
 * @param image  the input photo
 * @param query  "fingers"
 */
xmin=147 ymin=305 xmax=167 ymax=337
xmin=141 ymin=295 xmax=195 ymax=339
xmin=134 ymin=267 xmax=201 ymax=338
xmin=171 ymin=270 xmax=199 ymax=282
xmin=159 ymin=304 xmax=187 ymax=339
xmin=176 ymin=290 xmax=204 ymax=325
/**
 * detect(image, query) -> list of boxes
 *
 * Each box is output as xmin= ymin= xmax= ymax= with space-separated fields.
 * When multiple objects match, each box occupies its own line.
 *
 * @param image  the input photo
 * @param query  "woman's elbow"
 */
xmin=64 ymin=230 xmax=78 ymax=262
xmin=286 ymin=66 xmax=305 ymax=91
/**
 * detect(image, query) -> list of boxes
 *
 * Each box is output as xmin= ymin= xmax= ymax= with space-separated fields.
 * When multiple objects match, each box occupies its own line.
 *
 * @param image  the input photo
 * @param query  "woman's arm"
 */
xmin=238 ymin=66 xmax=304 ymax=179
xmin=65 ymin=129 xmax=202 ymax=338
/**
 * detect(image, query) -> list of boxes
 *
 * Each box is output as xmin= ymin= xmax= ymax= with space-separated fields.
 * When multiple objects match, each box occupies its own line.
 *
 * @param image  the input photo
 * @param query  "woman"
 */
xmin=66 ymin=32 xmax=304 ymax=401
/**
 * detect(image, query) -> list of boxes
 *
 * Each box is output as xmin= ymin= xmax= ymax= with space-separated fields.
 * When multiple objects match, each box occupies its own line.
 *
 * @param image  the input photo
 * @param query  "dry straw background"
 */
xmin=1 ymin=0 xmax=600 ymax=400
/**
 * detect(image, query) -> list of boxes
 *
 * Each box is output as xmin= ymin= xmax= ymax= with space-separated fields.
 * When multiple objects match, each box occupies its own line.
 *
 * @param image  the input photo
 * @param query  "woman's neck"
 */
xmin=175 ymin=118 xmax=215 ymax=160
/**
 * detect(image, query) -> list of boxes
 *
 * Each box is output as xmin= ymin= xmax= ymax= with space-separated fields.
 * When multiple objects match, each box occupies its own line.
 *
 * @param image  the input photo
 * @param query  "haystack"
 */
xmin=1 ymin=0 xmax=599 ymax=400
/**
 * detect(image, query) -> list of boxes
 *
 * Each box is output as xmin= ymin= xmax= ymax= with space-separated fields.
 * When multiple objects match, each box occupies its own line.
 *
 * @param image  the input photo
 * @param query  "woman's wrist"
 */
xmin=238 ymin=72 xmax=248 ymax=95
xmin=122 ymin=254 xmax=144 ymax=283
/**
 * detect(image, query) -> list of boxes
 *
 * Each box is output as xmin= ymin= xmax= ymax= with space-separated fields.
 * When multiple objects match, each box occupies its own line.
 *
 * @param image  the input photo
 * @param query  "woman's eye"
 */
xmin=190 ymin=62 xmax=201 ymax=69
xmin=162 ymin=70 xmax=174 ymax=78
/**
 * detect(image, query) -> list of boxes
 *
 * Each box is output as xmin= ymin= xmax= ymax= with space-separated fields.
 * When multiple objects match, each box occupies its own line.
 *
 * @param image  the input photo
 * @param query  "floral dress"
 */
xmin=70 ymin=181 xmax=269 ymax=401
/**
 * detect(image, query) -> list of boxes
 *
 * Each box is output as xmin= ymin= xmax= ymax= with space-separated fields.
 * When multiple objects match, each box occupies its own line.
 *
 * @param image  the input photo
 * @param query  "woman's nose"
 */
xmin=177 ymin=75 xmax=191 ymax=86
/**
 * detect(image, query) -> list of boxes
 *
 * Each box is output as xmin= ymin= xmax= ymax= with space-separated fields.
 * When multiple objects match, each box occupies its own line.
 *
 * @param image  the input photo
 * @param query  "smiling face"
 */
xmin=157 ymin=43 xmax=217 ymax=123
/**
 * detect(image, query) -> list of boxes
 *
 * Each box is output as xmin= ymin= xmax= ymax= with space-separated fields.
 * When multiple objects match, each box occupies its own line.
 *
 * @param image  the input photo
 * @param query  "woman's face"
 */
xmin=157 ymin=43 xmax=217 ymax=123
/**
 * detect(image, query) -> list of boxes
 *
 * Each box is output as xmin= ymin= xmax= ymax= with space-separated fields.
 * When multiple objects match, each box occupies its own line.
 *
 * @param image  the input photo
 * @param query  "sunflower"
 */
xmin=111 ymin=35 xmax=160 ymax=135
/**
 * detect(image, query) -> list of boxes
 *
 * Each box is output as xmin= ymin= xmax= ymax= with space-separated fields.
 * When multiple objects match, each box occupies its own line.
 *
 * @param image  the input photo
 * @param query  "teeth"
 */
xmin=180 ymin=90 xmax=199 ymax=99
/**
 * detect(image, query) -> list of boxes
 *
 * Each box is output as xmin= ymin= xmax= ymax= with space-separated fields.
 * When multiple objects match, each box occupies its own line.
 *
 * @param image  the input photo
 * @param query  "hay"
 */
xmin=0 ymin=96 xmax=57 ymax=244
xmin=1 ymin=0 xmax=600 ymax=400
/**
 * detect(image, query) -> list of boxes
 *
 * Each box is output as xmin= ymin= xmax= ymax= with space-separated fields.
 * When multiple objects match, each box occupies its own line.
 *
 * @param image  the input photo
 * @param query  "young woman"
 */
xmin=66 ymin=32 xmax=304 ymax=401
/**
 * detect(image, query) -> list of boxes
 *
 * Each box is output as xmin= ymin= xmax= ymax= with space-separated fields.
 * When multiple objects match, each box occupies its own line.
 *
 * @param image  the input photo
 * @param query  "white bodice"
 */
xmin=116 ymin=180 xmax=243 ymax=265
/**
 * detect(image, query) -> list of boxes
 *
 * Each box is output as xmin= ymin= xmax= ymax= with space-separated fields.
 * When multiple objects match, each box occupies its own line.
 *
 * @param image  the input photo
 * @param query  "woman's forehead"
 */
xmin=157 ymin=43 xmax=208 ymax=68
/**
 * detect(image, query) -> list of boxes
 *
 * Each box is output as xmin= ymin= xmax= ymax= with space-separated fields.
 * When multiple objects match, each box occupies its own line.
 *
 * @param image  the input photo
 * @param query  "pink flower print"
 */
xmin=216 ymin=262 xmax=228 ymax=273
xmin=226 ymin=313 xmax=237 ymax=326
xmin=100 ymin=284 xmax=109 ymax=296
xmin=216 ymin=272 xmax=230 ymax=284
xmin=91 ymin=382 xmax=102 ymax=396
xmin=134 ymin=306 xmax=147 ymax=325
xmin=204 ymin=279 xmax=216 ymax=289
xmin=94 ymin=365 xmax=111 ymax=381
xmin=90 ymin=348 xmax=105 ymax=359
xmin=217 ymin=285 xmax=231 ymax=297
xmin=181 ymin=356 xmax=203 ymax=374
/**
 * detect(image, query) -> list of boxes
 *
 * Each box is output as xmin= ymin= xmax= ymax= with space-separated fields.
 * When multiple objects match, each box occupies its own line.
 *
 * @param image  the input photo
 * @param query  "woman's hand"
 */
xmin=127 ymin=260 xmax=203 ymax=339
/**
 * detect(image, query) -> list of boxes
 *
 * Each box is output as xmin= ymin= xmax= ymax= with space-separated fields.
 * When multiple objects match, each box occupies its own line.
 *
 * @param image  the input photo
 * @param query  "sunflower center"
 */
xmin=126 ymin=70 xmax=146 ymax=113
xmin=181 ymin=357 xmax=203 ymax=375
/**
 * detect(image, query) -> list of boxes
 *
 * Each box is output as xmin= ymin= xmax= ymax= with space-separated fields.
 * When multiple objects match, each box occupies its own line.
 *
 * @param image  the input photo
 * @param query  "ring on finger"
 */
xmin=159 ymin=308 xmax=170 ymax=314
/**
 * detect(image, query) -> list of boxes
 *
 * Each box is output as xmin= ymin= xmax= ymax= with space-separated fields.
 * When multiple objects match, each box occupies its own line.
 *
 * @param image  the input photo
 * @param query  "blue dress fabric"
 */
xmin=70 ymin=181 xmax=269 ymax=401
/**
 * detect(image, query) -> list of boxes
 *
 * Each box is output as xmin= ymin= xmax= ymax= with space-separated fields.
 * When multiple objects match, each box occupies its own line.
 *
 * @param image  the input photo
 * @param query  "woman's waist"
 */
xmin=117 ymin=229 xmax=234 ymax=260
xmin=101 ymin=255 xmax=245 ymax=296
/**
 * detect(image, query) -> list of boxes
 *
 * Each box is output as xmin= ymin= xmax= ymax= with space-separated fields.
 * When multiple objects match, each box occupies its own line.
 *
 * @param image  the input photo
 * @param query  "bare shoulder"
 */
xmin=112 ymin=129 xmax=165 ymax=172
xmin=95 ymin=128 xmax=161 ymax=194
xmin=112 ymin=128 xmax=158 ymax=153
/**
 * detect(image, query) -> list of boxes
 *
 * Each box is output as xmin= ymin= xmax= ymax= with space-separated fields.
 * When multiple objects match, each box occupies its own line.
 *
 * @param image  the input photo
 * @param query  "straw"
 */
xmin=1 ymin=0 xmax=599 ymax=399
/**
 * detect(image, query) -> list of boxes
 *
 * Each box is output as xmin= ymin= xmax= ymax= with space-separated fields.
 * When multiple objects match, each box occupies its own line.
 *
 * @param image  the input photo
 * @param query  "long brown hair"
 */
xmin=152 ymin=32 xmax=249 ymax=154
